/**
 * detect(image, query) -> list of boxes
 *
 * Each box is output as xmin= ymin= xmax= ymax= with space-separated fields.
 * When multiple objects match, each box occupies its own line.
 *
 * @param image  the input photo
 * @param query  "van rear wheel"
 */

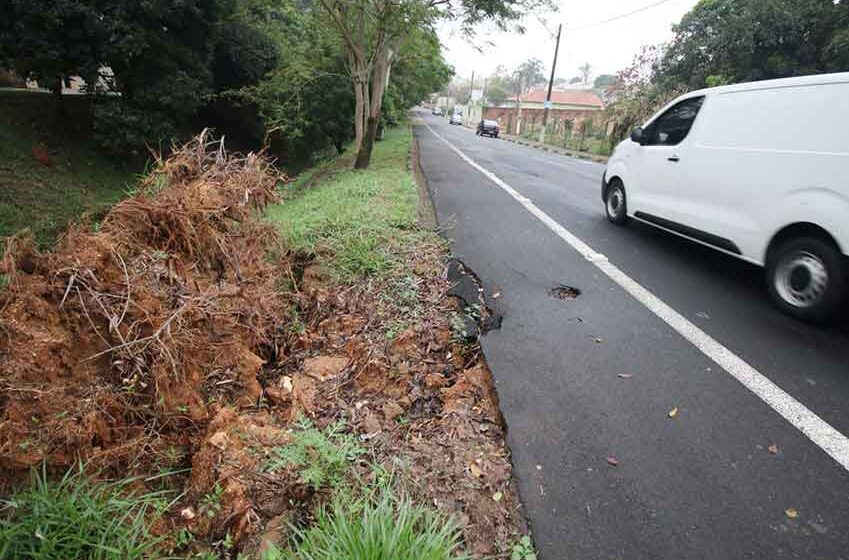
xmin=605 ymin=180 xmax=630 ymax=225
xmin=766 ymin=236 xmax=846 ymax=322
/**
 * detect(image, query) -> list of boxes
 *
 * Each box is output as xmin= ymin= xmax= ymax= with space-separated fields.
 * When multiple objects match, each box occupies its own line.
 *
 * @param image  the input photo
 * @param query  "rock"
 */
xmin=265 ymin=375 xmax=294 ymax=406
xmin=281 ymin=375 xmax=293 ymax=392
xmin=209 ymin=431 xmax=229 ymax=451
xmin=302 ymin=356 xmax=348 ymax=381
xmin=180 ymin=507 xmax=196 ymax=520
xmin=265 ymin=386 xmax=289 ymax=406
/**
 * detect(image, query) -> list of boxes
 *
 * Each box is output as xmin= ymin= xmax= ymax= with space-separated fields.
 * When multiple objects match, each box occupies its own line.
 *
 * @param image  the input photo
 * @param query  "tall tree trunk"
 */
xmin=354 ymin=43 xmax=394 ymax=169
xmin=353 ymin=75 xmax=365 ymax=150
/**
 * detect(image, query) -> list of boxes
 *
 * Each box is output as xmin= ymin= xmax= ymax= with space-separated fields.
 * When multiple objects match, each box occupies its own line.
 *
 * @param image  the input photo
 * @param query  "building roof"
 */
xmin=520 ymin=88 xmax=603 ymax=107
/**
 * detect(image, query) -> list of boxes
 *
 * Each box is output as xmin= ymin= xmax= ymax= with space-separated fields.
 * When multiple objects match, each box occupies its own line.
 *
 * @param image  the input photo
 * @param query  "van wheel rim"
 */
xmin=775 ymin=251 xmax=829 ymax=308
xmin=607 ymin=189 xmax=623 ymax=217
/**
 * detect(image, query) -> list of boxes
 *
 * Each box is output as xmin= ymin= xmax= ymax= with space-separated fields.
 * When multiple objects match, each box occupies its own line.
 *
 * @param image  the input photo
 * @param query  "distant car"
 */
xmin=476 ymin=120 xmax=499 ymax=138
xmin=602 ymin=72 xmax=849 ymax=322
xmin=449 ymin=113 xmax=463 ymax=125
xmin=432 ymin=107 xmax=443 ymax=116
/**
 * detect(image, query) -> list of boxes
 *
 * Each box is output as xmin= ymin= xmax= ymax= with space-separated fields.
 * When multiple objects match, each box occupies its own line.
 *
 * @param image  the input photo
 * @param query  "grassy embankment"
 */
xmin=0 ymin=91 xmax=138 ymax=248
xmin=266 ymin=124 xmax=434 ymax=281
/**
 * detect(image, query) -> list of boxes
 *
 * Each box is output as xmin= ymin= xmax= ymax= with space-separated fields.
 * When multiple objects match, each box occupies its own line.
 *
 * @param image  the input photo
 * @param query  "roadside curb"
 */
xmin=500 ymin=134 xmax=609 ymax=163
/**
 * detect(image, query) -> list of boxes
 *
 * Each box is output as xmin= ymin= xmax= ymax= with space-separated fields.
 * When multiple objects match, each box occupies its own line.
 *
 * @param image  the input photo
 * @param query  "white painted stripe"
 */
xmin=421 ymin=120 xmax=849 ymax=471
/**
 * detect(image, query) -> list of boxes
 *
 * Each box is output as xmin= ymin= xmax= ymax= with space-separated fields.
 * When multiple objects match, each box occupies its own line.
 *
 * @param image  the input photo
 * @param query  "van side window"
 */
xmin=645 ymin=97 xmax=705 ymax=146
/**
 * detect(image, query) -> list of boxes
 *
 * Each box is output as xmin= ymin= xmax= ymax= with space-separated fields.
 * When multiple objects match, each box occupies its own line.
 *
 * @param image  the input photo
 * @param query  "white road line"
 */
xmin=421 ymin=120 xmax=849 ymax=471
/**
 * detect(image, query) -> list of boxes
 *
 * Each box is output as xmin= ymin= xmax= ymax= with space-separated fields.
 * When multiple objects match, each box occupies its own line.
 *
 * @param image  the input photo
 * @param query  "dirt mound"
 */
xmin=0 ymin=132 xmax=285 ymax=484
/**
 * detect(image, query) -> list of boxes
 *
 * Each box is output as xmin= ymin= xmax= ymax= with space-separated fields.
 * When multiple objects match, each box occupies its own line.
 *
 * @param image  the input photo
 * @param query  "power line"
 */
xmin=565 ymin=0 xmax=680 ymax=32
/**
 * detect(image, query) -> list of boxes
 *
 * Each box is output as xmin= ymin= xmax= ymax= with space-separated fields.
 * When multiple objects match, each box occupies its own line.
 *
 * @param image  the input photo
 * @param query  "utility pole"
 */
xmin=539 ymin=23 xmax=562 ymax=144
xmin=469 ymin=70 xmax=475 ymax=103
xmin=514 ymin=75 xmax=523 ymax=135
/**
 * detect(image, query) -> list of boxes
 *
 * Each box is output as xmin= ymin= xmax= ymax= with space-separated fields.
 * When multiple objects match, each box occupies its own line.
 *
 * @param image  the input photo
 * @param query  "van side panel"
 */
xmin=676 ymin=81 xmax=849 ymax=263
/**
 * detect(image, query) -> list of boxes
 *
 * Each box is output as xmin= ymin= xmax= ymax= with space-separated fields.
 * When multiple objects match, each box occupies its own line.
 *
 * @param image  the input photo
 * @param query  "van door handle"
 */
xmin=667 ymin=155 xmax=680 ymax=162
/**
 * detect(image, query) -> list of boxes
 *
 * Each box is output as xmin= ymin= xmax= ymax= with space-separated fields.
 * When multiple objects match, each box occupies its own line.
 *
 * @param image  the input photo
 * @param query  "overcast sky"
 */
xmin=437 ymin=0 xmax=700 ymax=82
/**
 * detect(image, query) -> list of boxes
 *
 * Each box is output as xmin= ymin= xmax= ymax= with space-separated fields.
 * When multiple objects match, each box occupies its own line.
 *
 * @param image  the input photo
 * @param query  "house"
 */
xmin=483 ymin=87 xmax=604 ymax=135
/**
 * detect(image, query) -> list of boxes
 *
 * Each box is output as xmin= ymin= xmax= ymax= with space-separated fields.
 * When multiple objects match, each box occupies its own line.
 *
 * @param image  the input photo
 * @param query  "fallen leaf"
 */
xmin=668 ymin=407 xmax=679 ymax=419
xmin=492 ymin=292 xmax=501 ymax=299
xmin=617 ymin=374 xmax=633 ymax=379
xmin=492 ymin=491 xmax=503 ymax=502
xmin=593 ymin=337 xmax=604 ymax=344
xmin=469 ymin=463 xmax=483 ymax=478
xmin=606 ymin=456 xmax=619 ymax=467
xmin=768 ymin=444 xmax=779 ymax=454
xmin=785 ymin=508 xmax=798 ymax=518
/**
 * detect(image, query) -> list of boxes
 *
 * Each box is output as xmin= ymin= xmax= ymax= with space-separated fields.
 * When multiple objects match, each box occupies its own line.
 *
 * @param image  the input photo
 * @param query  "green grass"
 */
xmin=276 ymin=485 xmax=469 ymax=560
xmin=0 ymin=91 xmax=139 ymax=247
xmin=266 ymin=126 xmax=428 ymax=281
xmin=265 ymin=418 xmax=364 ymax=491
xmin=0 ymin=465 xmax=167 ymax=559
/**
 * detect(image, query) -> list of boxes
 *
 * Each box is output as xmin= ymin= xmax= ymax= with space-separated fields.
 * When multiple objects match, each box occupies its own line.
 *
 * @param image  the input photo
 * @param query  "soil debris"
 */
xmin=1 ymin=133 xmax=527 ymax=558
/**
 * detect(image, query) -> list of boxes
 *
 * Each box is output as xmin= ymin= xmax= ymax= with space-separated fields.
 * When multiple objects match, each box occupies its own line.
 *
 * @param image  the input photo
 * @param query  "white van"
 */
xmin=602 ymin=72 xmax=849 ymax=322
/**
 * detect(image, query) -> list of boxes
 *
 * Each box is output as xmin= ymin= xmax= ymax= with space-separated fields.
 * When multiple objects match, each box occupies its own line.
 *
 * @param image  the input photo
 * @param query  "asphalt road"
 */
xmin=413 ymin=111 xmax=849 ymax=560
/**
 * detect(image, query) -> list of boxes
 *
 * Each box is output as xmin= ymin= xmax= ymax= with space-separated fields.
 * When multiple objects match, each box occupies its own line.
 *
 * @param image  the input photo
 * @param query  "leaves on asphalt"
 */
xmin=785 ymin=508 xmax=799 ymax=518
xmin=606 ymin=456 xmax=619 ymax=467
xmin=617 ymin=373 xmax=633 ymax=379
xmin=593 ymin=337 xmax=604 ymax=344
xmin=492 ymin=491 xmax=504 ymax=502
xmin=768 ymin=444 xmax=779 ymax=454
xmin=668 ymin=407 xmax=679 ymax=418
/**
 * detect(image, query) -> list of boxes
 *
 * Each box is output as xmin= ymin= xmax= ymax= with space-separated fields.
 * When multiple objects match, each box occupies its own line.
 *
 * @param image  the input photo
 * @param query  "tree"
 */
xmin=593 ymin=73 xmax=617 ymax=88
xmin=0 ymin=0 xmax=114 ymax=98
xmin=659 ymin=0 xmax=849 ymax=89
xmin=233 ymin=0 xmax=355 ymax=165
xmin=383 ymin=27 xmax=453 ymax=125
xmin=318 ymin=0 xmax=554 ymax=169
xmin=0 ymin=0 xmax=276 ymax=153
xmin=578 ymin=62 xmax=592 ymax=84
xmin=604 ymin=45 xmax=683 ymax=144
xmin=514 ymin=57 xmax=546 ymax=90
xmin=485 ymin=75 xmax=513 ymax=104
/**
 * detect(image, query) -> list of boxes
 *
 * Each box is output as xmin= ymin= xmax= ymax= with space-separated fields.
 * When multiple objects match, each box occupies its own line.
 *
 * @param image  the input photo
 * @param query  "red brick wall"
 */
xmin=482 ymin=107 xmax=599 ymax=135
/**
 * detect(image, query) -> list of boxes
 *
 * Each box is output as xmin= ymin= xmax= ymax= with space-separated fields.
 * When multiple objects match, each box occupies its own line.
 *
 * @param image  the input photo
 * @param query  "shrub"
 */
xmin=0 ymin=465 xmax=167 ymax=559
xmin=282 ymin=488 xmax=469 ymax=560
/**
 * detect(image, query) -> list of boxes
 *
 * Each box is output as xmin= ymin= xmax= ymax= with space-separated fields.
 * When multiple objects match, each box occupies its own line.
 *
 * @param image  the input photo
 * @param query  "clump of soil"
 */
xmin=0 ymin=132 xmax=285 ymax=483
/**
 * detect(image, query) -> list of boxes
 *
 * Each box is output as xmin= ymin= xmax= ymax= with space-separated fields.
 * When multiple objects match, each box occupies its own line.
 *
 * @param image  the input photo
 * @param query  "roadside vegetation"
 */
xmin=267 ymin=126 xmax=430 ymax=281
xmin=0 ymin=124 xmax=530 ymax=558
xmin=0 ymin=91 xmax=138 ymax=246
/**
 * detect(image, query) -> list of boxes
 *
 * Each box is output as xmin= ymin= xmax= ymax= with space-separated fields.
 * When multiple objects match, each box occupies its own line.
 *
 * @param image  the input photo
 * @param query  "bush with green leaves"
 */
xmin=265 ymin=418 xmax=364 ymax=490
xmin=0 ymin=465 xmax=167 ymax=559
xmin=280 ymin=487 xmax=469 ymax=560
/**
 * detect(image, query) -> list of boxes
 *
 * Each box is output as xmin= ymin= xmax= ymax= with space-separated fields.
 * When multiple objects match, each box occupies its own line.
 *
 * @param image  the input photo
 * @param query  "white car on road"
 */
xmin=602 ymin=72 xmax=849 ymax=322
xmin=449 ymin=113 xmax=463 ymax=125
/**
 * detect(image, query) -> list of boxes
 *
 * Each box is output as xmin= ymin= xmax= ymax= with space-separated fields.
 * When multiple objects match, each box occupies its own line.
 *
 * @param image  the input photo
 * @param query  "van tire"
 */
xmin=766 ymin=236 xmax=846 ymax=323
xmin=605 ymin=180 xmax=630 ymax=225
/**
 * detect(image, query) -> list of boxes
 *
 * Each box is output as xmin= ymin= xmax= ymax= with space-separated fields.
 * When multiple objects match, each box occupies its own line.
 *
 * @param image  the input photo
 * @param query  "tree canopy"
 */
xmin=660 ymin=0 xmax=849 ymax=89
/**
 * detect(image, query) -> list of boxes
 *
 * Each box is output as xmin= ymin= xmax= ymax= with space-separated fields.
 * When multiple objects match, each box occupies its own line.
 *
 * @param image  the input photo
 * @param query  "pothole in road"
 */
xmin=549 ymin=285 xmax=581 ymax=300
